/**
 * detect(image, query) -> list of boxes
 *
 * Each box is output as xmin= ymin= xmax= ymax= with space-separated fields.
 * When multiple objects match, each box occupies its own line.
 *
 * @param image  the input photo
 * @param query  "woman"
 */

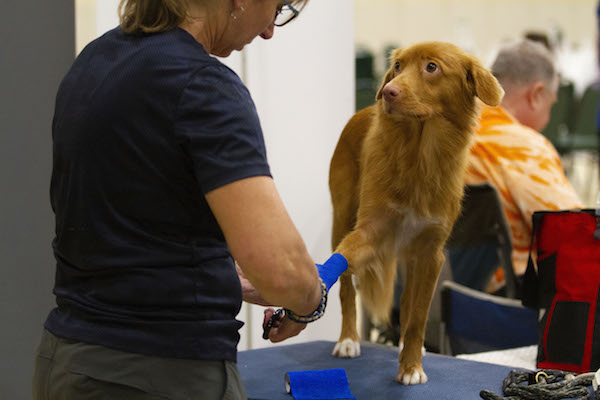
xmin=32 ymin=1 xmax=335 ymax=399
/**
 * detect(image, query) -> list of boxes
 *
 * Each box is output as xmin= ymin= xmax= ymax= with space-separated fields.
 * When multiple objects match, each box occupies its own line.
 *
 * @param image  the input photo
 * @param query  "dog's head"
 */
xmin=376 ymin=42 xmax=503 ymax=123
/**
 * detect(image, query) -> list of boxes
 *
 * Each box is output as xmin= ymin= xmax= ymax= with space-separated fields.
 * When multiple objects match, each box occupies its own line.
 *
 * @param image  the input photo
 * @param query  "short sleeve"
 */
xmin=174 ymin=64 xmax=271 ymax=194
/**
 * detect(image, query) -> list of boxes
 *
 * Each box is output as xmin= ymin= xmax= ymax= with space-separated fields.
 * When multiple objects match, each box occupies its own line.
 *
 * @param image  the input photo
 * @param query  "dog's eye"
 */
xmin=426 ymin=62 xmax=438 ymax=73
xmin=394 ymin=61 xmax=401 ymax=71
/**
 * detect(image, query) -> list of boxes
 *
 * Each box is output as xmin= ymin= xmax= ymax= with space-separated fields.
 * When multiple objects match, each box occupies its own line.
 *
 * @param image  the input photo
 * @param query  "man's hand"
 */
xmin=263 ymin=308 xmax=306 ymax=342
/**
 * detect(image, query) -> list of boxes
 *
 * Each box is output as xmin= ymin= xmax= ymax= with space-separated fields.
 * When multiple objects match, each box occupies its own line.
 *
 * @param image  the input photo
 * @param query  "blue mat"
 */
xmin=238 ymin=341 xmax=516 ymax=400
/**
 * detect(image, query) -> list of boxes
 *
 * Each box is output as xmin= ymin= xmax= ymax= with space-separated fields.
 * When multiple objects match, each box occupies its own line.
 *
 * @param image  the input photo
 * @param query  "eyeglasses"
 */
xmin=274 ymin=0 xmax=305 ymax=27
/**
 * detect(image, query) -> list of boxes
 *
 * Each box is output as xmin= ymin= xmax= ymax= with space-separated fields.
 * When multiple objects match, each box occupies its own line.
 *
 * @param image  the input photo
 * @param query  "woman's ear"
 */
xmin=231 ymin=0 xmax=245 ymax=13
xmin=376 ymin=49 xmax=401 ymax=101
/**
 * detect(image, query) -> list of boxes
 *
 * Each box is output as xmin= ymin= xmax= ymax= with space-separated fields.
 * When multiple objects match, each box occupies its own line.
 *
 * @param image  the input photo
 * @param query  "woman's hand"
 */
xmin=263 ymin=308 xmax=307 ymax=342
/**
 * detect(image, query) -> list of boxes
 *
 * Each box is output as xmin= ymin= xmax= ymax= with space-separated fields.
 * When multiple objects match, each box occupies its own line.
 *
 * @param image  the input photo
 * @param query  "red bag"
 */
xmin=522 ymin=209 xmax=600 ymax=373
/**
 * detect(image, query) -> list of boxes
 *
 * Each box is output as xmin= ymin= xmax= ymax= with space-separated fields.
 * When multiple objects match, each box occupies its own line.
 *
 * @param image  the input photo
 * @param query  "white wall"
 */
xmin=355 ymin=0 xmax=598 ymax=95
xmin=355 ymin=0 xmax=597 ymax=58
xmin=79 ymin=0 xmax=355 ymax=351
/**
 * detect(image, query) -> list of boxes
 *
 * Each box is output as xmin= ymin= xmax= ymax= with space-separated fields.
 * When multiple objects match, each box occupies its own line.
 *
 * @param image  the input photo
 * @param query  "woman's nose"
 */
xmin=260 ymin=24 xmax=275 ymax=40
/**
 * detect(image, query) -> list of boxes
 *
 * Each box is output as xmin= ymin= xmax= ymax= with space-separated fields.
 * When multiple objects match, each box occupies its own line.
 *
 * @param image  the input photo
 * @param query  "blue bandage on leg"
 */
xmin=262 ymin=253 xmax=348 ymax=339
xmin=316 ymin=253 xmax=348 ymax=291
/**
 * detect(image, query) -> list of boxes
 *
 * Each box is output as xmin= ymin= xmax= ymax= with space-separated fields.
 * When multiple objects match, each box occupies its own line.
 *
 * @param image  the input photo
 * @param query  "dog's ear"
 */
xmin=466 ymin=58 xmax=504 ymax=106
xmin=376 ymin=48 xmax=402 ymax=101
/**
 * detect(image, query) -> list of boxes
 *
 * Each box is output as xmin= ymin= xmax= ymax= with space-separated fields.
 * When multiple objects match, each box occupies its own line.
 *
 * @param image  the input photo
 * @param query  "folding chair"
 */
xmin=439 ymin=280 xmax=538 ymax=355
xmin=425 ymin=183 xmax=519 ymax=351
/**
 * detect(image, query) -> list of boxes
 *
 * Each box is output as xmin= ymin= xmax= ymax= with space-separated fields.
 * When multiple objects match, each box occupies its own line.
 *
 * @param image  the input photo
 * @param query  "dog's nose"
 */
xmin=382 ymin=85 xmax=400 ymax=102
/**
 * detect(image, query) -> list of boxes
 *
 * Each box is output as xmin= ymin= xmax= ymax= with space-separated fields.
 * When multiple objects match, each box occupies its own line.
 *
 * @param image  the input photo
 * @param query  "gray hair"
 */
xmin=491 ymin=39 xmax=558 ymax=91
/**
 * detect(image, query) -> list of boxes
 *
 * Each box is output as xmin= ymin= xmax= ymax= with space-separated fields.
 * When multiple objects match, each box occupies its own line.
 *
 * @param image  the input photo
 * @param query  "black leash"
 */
xmin=480 ymin=369 xmax=597 ymax=400
xmin=262 ymin=308 xmax=285 ymax=340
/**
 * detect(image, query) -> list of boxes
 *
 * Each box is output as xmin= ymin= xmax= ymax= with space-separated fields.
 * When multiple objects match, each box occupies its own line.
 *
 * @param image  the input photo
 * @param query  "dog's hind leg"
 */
xmin=396 ymin=238 xmax=445 ymax=385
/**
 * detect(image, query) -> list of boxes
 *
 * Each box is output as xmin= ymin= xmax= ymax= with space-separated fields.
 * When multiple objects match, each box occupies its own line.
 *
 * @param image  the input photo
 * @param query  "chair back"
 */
xmin=440 ymin=280 xmax=538 ymax=355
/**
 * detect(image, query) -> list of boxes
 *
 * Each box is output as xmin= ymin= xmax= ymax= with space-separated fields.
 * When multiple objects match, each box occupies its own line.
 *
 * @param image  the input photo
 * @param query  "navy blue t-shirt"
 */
xmin=45 ymin=27 xmax=271 ymax=361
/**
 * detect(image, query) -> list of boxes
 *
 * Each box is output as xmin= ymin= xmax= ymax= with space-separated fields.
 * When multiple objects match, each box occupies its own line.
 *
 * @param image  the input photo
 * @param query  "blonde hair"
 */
xmin=119 ymin=0 xmax=310 ymax=34
xmin=119 ymin=0 xmax=190 ymax=33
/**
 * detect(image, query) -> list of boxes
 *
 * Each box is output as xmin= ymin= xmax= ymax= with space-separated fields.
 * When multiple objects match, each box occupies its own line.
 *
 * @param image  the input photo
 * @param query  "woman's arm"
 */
xmin=205 ymin=176 xmax=321 ymax=316
xmin=236 ymin=262 xmax=271 ymax=306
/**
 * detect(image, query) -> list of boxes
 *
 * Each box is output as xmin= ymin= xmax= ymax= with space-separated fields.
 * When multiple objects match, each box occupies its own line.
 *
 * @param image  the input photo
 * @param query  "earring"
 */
xmin=230 ymin=5 xmax=245 ymax=20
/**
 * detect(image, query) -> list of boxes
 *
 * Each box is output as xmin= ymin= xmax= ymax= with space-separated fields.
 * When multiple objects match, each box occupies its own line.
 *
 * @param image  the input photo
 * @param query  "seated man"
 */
xmin=465 ymin=39 xmax=583 ymax=294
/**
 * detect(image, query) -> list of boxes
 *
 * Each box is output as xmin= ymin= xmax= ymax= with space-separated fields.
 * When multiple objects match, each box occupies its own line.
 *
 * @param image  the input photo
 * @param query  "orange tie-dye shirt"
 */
xmin=465 ymin=105 xmax=583 ymax=292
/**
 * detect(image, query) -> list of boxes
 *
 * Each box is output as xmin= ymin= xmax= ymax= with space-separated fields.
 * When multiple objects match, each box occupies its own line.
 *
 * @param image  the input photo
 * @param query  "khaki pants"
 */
xmin=32 ymin=330 xmax=247 ymax=400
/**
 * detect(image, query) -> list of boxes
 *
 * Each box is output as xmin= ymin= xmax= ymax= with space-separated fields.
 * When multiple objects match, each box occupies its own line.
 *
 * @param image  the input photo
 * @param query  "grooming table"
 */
xmin=238 ymin=341 xmax=516 ymax=400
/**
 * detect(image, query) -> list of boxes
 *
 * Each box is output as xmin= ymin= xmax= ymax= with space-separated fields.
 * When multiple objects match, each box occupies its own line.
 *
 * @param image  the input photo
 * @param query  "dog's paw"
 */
xmin=332 ymin=338 xmax=361 ymax=358
xmin=398 ymin=340 xmax=426 ymax=356
xmin=395 ymin=366 xmax=428 ymax=385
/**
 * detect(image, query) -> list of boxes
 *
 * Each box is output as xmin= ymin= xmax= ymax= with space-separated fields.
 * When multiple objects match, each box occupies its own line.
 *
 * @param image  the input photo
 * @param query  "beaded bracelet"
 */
xmin=284 ymin=278 xmax=328 ymax=324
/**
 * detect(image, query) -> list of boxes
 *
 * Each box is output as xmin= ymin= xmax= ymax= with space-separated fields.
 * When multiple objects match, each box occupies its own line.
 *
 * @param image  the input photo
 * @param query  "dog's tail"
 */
xmin=355 ymin=256 xmax=398 ymax=324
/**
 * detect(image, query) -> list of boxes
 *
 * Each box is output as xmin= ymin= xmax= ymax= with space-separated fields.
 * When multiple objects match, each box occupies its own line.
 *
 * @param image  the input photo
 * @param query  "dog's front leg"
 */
xmin=332 ymin=272 xmax=361 ymax=357
xmin=332 ymin=224 xmax=381 ymax=358
xmin=396 ymin=244 xmax=445 ymax=385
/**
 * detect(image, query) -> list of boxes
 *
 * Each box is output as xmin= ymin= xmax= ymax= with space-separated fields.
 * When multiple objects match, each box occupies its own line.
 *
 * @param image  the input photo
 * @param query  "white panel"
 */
xmin=240 ymin=0 xmax=355 ymax=350
xmin=96 ymin=0 xmax=120 ymax=35
xmin=75 ymin=0 xmax=97 ymax=54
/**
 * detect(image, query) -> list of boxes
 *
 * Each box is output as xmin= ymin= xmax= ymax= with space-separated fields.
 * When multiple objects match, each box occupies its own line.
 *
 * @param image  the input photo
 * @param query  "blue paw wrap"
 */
xmin=316 ymin=253 xmax=348 ymax=291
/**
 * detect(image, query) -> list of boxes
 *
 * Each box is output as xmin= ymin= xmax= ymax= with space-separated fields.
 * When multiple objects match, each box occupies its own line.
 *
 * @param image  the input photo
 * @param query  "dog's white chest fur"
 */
xmin=387 ymin=202 xmax=442 ymax=250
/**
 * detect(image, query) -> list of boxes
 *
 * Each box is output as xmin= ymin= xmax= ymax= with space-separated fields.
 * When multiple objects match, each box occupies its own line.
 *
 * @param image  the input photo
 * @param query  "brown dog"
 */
xmin=329 ymin=42 xmax=503 ymax=384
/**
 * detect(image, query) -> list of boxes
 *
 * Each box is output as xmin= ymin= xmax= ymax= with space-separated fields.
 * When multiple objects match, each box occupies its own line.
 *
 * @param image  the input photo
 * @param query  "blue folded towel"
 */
xmin=285 ymin=368 xmax=356 ymax=400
